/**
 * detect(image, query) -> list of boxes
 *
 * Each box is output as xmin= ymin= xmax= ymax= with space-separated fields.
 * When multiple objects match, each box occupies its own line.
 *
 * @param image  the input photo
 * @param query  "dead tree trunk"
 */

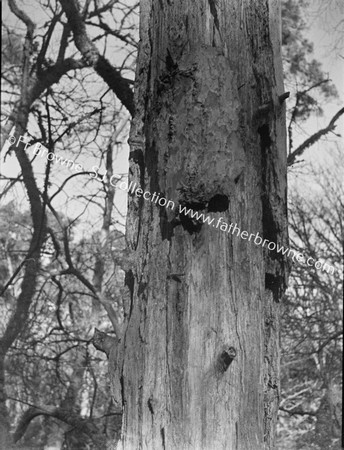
xmin=117 ymin=1 xmax=288 ymax=448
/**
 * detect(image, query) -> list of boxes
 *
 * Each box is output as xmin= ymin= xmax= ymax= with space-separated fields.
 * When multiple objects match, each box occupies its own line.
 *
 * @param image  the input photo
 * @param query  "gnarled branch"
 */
xmin=288 ymin=107 xmax=344 ymax=166
xmin=58 ymin=0 xmax=135 ymax=116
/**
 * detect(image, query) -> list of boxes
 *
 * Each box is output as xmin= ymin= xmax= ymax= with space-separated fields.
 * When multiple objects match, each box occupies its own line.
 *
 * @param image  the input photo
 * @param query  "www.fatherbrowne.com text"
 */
xmin=94 ymin=170 xmax=335 ymax=276
xmin=5 ymin=133 xmax=335 ymax=275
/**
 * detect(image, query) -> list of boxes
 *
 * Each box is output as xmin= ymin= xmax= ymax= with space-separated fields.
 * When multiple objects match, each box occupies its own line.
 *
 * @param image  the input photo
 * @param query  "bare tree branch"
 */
xmin=288 ymin=107 xmax=344 ymax=166
xmin=58 ymin=0 xmax=135 ymax=116
xmin=287 ymin=79 xmax=332 ymax=152
xmin=1 ymin=58 xmax=86 ymax=151
xmin=13 ymin=404 xmax=91 ymax=443
xmin=85 ymin=20 xmax=138 ymax=47
xmin=279 ymin=407 xmax=317 ymax=417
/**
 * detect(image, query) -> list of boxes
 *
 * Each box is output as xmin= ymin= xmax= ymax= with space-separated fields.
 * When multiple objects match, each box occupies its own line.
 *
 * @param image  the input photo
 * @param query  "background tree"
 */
xmin=277 ymin=151 xmax=343 ymax=450
xmin=0 ymin=199 xmax=128 ymax=448
xmin=277 ymin=2 xmax=343 ymax=448
xmin=1 ymin=0 xmax=137 ymax=447
xmin=281 ymin=0 xmax=343 ymax=166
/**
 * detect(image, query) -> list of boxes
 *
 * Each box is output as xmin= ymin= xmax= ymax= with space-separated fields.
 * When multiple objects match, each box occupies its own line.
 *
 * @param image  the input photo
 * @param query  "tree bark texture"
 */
xmin=118 ymin=1 xmax=288 ymax=449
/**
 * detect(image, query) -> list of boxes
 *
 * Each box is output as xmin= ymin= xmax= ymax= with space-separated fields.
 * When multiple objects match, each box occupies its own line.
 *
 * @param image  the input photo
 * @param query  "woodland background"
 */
xmin=0 ymin=0 xmax=343 ymax=449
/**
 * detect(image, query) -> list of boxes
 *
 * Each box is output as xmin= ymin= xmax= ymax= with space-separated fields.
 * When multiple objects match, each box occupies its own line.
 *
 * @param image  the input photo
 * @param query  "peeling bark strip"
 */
xmin=119 ymin=1 xmax=287 ymax=449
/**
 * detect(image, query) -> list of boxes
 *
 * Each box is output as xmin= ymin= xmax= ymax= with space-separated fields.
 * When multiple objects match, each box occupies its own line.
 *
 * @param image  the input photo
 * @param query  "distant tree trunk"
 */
xmin=116 ymin=0 xmax=288 ymax=449
xmin=314 ymin=381 xmax=342 ymax=448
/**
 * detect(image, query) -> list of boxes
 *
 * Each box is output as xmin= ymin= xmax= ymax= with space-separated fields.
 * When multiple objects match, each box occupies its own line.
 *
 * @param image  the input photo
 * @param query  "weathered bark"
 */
xmin=117 ymin=0 xmax=288 ymax=449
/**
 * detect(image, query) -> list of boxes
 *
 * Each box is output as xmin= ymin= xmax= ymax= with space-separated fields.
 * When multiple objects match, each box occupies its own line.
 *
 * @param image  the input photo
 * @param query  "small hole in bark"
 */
xmin=180 ymin=213 xmax=203 ymax=234
xmin=147 ymin=398 xmax=154 ymax=415
xmin=234 ymin=174 xmax=241 ymax=184
xmin=265 ymin=273 xmax=283 ymax=302
xmin=186 ymin=201 xmax=207 ymax=211
xmin=160 ymin=427 xmax=166 ymax=449
xmin=160 ymin=207 xmax=174 ymax=241
xmin=179 ymin=202 xmax=205 ymax=234
xmin=258 ymin=124 xmax=272 ymax=149
xmin=120 ymin=375 xmax=125 ymax=408
xmin=208 ymin=194 xmax=229 ymax=212
xmin=216 ymin=346 xmax=237 ymax=373
xmin=125 ymin=270 xmax=134 ymax=306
